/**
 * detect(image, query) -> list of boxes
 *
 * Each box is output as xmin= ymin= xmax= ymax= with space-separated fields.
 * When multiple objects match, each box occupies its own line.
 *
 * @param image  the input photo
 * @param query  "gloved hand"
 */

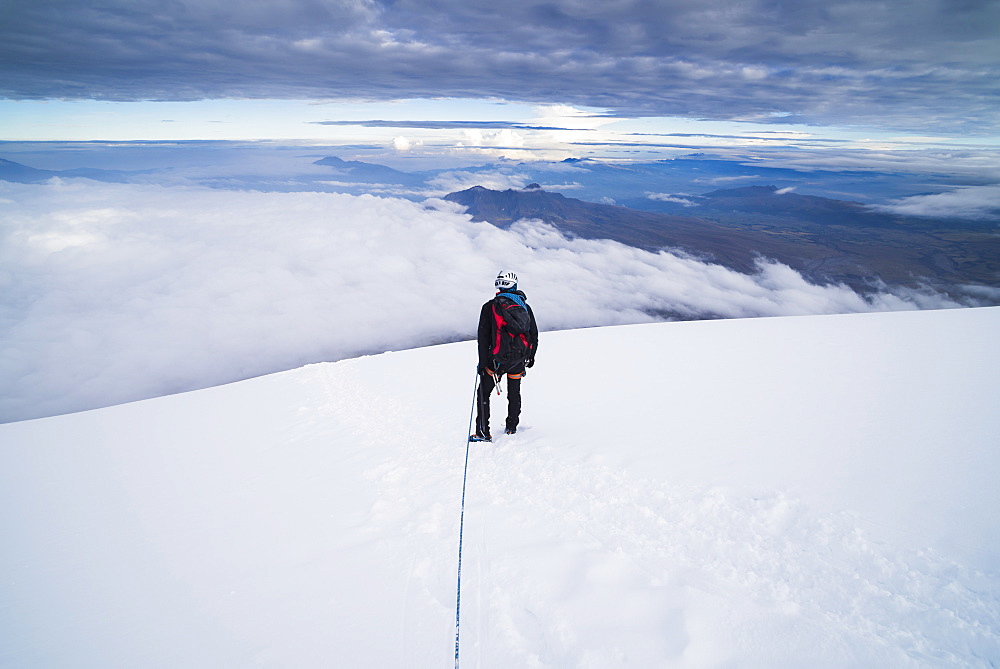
xmin=526 ymin=358 xmax=535 ymax=368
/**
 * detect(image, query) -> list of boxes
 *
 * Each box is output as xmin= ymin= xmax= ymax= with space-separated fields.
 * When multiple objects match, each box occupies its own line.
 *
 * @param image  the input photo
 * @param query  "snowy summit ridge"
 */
xmin=2 ymin=308 xmax=999 ymax=667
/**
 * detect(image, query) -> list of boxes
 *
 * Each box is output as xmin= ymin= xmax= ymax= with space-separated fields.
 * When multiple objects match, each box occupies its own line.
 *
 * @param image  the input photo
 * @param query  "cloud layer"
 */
xmin=873 ymin=185 xmax=1000 ymax=220
xmin=2 ymin=0 xmax=998 ymax=133
xmin=0 ymin=179 xmax=968 ymax=423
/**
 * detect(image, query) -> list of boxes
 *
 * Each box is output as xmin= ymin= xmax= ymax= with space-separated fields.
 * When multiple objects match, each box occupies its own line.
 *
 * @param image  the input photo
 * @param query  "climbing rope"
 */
xmin=454 ymin=368 xmax=479 ymax=667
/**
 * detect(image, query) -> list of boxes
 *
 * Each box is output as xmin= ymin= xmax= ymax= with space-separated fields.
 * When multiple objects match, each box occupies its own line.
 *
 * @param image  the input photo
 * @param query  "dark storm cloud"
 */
xmin=2 ymin=0 xmax=998 ymax=132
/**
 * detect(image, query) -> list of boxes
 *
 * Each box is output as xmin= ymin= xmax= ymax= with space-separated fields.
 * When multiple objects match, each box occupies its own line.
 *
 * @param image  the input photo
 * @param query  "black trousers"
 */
xmin=475 ymin=370 xmax=522 ymax=437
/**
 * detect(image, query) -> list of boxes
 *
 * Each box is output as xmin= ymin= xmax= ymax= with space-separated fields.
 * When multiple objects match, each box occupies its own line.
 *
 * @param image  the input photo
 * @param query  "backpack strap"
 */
xmin=490 ymin=302 xmax=505 ymax=355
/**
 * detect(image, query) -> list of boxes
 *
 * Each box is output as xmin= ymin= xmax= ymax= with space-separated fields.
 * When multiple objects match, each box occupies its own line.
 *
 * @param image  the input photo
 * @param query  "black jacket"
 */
xmin=477 ymin=289 xmax=539 ymax=374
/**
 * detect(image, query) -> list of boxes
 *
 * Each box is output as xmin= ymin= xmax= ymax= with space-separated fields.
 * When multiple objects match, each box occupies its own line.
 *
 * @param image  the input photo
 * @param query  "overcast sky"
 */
xmin=1 ymin=0 xmax=998 ymax=153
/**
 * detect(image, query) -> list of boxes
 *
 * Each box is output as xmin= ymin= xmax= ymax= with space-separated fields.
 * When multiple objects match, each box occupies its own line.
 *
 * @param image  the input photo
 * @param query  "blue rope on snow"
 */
xmin=454 ymin=369 xmax=479 ymax=667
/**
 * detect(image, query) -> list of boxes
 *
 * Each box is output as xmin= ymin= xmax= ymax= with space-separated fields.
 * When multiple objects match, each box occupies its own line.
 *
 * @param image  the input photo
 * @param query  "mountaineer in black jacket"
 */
xmin=471 ymin=270 xmax=539 ymax=442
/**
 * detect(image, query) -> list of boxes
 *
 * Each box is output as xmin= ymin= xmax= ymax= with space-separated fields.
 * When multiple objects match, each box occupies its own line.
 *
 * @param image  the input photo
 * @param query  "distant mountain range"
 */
xmin=444 ymin=184 xmax=1000 ymax=295
xmin=0 ymin=157 xmax=141 ymax=183
xmin=3 ymin=153 xmax=996 ymax=299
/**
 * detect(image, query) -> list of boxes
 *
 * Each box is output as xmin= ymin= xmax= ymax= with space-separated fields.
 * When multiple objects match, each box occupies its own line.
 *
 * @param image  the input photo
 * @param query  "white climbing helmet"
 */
xmin=495 ymin=270 xmax=518 ymax=291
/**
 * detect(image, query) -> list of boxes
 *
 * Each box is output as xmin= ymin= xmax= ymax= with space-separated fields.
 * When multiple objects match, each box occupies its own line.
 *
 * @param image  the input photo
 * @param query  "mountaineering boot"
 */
xmin=505 ymin=427 xmax=516 ymax=435
xmin=469 ymin=431 xmax=492 ymax=443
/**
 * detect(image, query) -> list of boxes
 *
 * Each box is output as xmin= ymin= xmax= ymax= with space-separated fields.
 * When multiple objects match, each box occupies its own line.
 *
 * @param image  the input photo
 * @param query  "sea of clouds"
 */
xmin=874 ymin=185 xmax=1000 ymax=221
xmin=0 ymin=179 xmax=969 ymax=423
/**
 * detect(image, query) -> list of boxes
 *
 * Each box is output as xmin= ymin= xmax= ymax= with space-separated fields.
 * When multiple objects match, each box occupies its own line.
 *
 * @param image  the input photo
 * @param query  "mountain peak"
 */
xmin=312 ymin=156 xmax=423 ymax=186
xmin=0 ymin=157 xmax=59 ymax=183
xmin=441 ymin=184 xmax=776 ymax=273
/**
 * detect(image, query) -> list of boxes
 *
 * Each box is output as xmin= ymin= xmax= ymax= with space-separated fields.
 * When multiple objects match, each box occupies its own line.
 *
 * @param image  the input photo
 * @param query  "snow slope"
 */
xmin=2 ymin=307 xmax=999 ymax=667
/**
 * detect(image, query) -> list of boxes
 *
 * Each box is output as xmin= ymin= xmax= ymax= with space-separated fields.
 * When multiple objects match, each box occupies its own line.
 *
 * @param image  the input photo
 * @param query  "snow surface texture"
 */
xmin=0 ymin=180 xmax=968 ymax=424
xmin=2 ymin=307 xmax=999 ymax=667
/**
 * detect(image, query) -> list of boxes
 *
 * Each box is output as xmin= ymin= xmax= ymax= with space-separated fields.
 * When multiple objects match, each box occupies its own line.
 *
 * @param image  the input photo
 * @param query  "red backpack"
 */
xmin=490 ymin=293 xmax=533 ymax=374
